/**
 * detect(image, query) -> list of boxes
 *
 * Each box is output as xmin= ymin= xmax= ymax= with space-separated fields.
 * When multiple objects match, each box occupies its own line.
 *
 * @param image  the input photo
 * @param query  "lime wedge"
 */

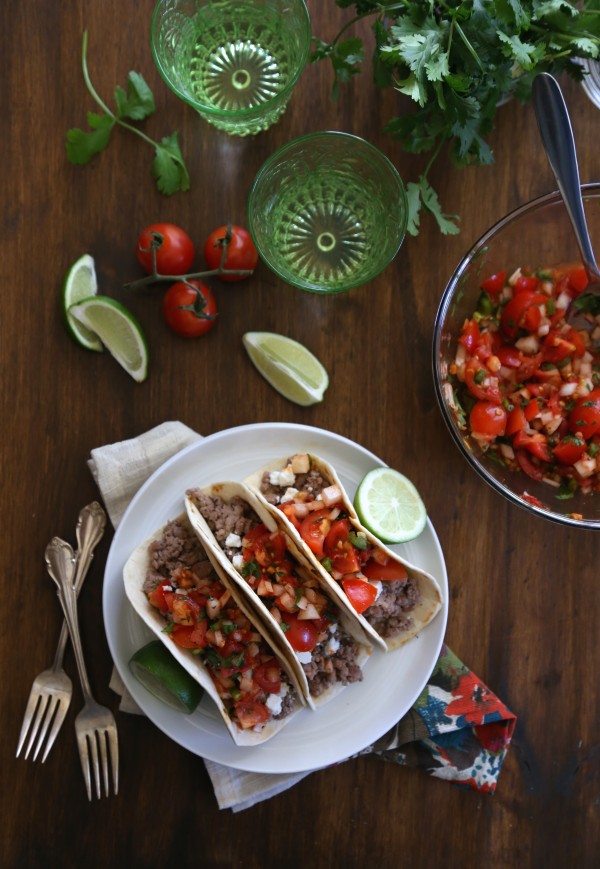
xmin=68 ymin=295 xmax=149 ymax=382
xmin=129 ymin=641 xmax=204 ymax=714
xmin=62 ymin=254 xmax=103 ymax=352
xmin=242 ymin=331 xmax=329 ymax=406
xmin=354 ymin=467 xmax=427 ymax=543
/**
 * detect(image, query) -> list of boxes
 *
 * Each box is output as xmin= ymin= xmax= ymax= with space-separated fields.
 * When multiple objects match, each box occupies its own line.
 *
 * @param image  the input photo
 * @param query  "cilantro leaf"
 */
xmin=67 ymin=31 xmax=191 ymax=196
xmin=312 ymin=0 xmax=600 ymax=235
xmin=152 ymin=133 xmax=190 ymax=196
xmin=114 ymin=72 xmax=155 ymax=121
xmin=66 ymin=113 xmax=114 ymax=164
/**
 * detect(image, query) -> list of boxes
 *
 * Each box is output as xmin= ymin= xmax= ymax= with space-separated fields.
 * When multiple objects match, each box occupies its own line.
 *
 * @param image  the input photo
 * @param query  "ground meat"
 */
xmin=187 ymin=489 xmax=259 ymax=545
xmin=259 ymin=459 xmax=327 ymax=504
xmin=142 ymin=517 xmax=213 ymax=593
xmin=366 ymin=578 xmax=421 ymax=639
xmin=302 ymin=629 xmax=363 ymax=698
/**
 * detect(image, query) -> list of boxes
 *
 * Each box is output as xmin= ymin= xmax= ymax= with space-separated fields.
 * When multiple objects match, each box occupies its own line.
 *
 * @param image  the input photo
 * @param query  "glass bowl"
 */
xmin=433 ymin=183 xmax=600 ymax=529
xmin=247 ymin=131 xmax=408 ymax=293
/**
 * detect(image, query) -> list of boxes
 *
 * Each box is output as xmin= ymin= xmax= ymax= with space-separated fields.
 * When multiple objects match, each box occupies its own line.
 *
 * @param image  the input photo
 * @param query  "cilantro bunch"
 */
xmin=312 ymin=1 xmax=600 ymax=236
xmin=67 ymin=31 xmax=190 ymax=196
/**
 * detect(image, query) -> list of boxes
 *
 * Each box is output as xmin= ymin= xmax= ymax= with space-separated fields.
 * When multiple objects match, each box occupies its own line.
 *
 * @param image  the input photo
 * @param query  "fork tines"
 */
xmin=16 ymin=675 xmax=70 ymax=763
xmin=77 ymin=720 xmax=119 ymax=800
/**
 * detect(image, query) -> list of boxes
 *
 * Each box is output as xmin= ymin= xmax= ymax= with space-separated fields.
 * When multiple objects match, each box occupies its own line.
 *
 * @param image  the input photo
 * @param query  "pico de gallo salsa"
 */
xmin=257 ymin=454 xmax=421 ymax=639
xmin=446 ymin=263 xmax=600 ymax=505
xmin=186 ymin=489 xmax=365 ymax=698
xmin=145 ymin=518 xmax=295 ymax=731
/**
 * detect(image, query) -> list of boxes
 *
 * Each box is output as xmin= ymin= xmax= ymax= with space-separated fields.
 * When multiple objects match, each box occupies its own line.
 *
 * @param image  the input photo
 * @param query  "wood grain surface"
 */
xmin=2 ymin=2 xmax=598 ymax=867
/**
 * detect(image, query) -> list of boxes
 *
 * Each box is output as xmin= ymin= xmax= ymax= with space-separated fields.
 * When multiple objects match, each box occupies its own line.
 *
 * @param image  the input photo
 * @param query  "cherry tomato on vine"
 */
xmin=136 ymin=223 xmax=195 ymax=275
xmin=161 ymin=280 xmax=217 ymax=338
xmin=204 ymin=224 xmax=258 ymax=281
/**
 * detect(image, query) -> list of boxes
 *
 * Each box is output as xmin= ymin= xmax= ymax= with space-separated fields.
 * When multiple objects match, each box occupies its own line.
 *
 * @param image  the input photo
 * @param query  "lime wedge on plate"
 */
xmin=242 ymin=331 xmax=329 ymax=406
xmin=62 ymin=254 xmax=103 ymax=352
xmin=68 ymin=295 xmax=149 ymax=382
xmin=129 ymin=641 xmax=204 ymax=714
xmin=354 ymin=467 xmax=427 ymax=543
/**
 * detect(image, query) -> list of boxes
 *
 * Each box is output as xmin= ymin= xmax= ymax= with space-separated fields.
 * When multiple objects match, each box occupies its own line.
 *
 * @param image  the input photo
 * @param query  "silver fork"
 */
xmin=16 ymin=502 xmax=107 ymax=762
xmin=45 ymin=535 xmax=119 ymax=800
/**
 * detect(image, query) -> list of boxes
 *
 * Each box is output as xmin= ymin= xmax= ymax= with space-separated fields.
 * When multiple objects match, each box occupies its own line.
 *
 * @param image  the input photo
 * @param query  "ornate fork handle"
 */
xmin=45 ymin=537 xmax=94 ymax=702
xmin=52 ymin=502 xmax=107 ymax=670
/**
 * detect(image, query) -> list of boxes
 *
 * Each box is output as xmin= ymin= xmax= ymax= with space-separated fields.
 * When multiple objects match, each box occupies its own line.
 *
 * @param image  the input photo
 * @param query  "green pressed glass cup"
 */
xmin=247 ymin=132 xmax=408 ymax=293
xmin=151 ymin=0 xmax=311 ymax=136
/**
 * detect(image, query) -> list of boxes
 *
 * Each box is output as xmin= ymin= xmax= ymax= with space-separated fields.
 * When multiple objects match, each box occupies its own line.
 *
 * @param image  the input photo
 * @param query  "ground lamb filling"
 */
xmin=187 ymin=489 xmax=364 ymax=696
xmin=258 ymin=458 xmax=421 ymax=640
xmin=144 ymin=517 xmax=297 ymax=725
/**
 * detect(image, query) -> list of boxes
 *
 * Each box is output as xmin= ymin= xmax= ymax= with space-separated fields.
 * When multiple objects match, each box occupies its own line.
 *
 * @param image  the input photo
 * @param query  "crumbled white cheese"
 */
xmin=265 ymin=682 xmax=289 ymax=716
xmin=328 ymin=623 xmax=337 ymax=635
xmin=161 ymin=584 xmax=173 ymax=592
xmin=269 ymin=467 xmax=296 ymax=487
xmin=225 ymin=532 xmax=242 ymax=548
xmin=280 ymin=487 xmax=299 ymax=504
xmin=324 ymin=636 xmax=340 ymax=656
xmin=232 ymin=553 xmax=245 ymax=570
xmin=296 ymin=651 xmax=312 ymax=664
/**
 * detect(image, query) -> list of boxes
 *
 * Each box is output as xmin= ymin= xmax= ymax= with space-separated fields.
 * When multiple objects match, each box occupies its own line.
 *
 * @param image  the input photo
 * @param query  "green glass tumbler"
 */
xmin=151 ymin=0 xmax=311 ymax=136
xmin=247 ymin=132 xmax=408 ymax=293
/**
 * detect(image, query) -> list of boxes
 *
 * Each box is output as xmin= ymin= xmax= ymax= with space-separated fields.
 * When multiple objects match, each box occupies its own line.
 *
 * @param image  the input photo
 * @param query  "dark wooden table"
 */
xmin=2 ymin=2 xmax=598 ymax=867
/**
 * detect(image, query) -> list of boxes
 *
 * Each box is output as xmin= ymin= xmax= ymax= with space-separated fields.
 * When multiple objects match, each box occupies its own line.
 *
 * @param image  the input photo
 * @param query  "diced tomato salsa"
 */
xmin=277 ymin=484 xmax=408 ymax=617
xmin=447 ymin=263 xmax=600 ymax=500
xmin=238 ymin=523 xmax=336 ymax=652
xmin=147 ymin=565 xmax=287 ymax=730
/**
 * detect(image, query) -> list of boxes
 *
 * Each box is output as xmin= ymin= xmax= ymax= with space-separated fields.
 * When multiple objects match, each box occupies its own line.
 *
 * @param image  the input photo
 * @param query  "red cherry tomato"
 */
xmin=253 ymin=659 xmax=282 ymax=694
xmin=299 ymin=510 xmax=332 ymax=559
xmin=469 ymin=401 xmax=507 ymax=439
xmin=552 ymin=438 xmax=586 ymax=466
xmin=204 ymin=224 xmax=258 ymax=282
xmin=569 ymin=388 xmax=600 ymax=440
xmin=464 ymin=358 xmax=503 ymax=404
xmin=283 ymin=615 xmax=318 ymax=652
xmin=136 ymin=223 xmax=195 ymax=275
xmin=480 ymin=271 xmax=506 ymax=295
xmin=233 ymin=700 xmax=270 ymax=729
xmin=362 ymin=561 xmax=408 ymax=582
xmin=341 ymin=578 xmax=378 ymax=614
xmin=161 ymin=280 xmax=217 ymax=338
xmin=500 ymin=291 xmax=547 ymax=339
xmin=324 ymin=519 xmax=360 ymax=574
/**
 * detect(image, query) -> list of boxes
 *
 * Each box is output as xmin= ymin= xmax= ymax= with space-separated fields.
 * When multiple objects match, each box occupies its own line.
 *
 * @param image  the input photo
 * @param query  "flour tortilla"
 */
xmin=185 ymin=482 xmax=372 ymax=710
xmin=244 ymin=455 xmax=443 ymax=653
xmin=123 ymin=514 xmax=305 ymax=746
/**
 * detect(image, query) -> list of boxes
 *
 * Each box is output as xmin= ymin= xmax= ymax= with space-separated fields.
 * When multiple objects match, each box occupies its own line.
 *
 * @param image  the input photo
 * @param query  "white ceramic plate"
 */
xmin=103 ymin=423 xmax=448 ymax=773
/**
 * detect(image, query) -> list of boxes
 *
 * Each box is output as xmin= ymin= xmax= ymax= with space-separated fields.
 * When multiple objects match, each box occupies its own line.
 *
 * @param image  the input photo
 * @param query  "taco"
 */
xmin=123 ymin=513 xmax=306 ymax=746
xmin=244 ymin=453 xmax=443 ymax=652
xmin=185 ymin=482 xmax=372 ymax=710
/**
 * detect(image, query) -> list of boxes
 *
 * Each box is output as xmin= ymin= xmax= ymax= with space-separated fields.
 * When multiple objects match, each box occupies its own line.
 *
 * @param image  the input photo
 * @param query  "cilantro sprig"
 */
xmin=66 ymin=31 xmax=190 ymax=195
xmin=313 ymin=1 xmax=600 ymax=236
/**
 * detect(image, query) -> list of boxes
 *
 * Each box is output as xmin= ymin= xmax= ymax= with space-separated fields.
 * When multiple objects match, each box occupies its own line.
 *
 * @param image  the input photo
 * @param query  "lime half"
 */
xmin=354 ymin=467 xmax=427 ymax=543
xmin=68 ymin=295 xmax=149 ymax=382
xmin=129 ymin=641 xmax=204 ymax=714
xmin=62 ymin=254 xmax=103 ymax=352
xmin=243 ymin=331 xmax=329 ymax=406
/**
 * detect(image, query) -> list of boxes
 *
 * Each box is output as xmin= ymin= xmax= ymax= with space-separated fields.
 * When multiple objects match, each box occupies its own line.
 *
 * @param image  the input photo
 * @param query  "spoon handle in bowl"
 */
xmin=532 ymin=72 xmax=600 ymax=282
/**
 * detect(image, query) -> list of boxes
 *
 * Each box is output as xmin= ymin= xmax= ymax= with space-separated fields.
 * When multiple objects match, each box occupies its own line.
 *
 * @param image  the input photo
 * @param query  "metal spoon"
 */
xmin=532 ymin=72 xmax=600 ymax=322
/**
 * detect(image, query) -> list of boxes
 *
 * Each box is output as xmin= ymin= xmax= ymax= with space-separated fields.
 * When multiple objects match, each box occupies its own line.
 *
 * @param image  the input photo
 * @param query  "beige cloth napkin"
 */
xmin=89 ymin=421 xmax=311 ymax=811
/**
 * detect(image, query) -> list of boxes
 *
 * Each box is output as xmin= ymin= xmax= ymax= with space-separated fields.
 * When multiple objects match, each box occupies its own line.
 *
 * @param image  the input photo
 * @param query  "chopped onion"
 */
xmin=294 ymin=502 xmax=309 ymax=518
xmin=206 ymin=597 xmax=221 ymax=618
xmin=499 ymin=443 xmax=515 ymax=460
xmin=321 ymin=487 xmax=342 ymax=510
xmin=297 ymin=603 xmax=320 ymax=620
xmin=557 ymin=290 xmax=571 ymax=310
xmin=559 ymin=381 xmax=578 ymax=396
xmin=515 ymin=335 xmax=540 ymax=354
xmin=291 ymin=453 xmax=310 ymax=474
